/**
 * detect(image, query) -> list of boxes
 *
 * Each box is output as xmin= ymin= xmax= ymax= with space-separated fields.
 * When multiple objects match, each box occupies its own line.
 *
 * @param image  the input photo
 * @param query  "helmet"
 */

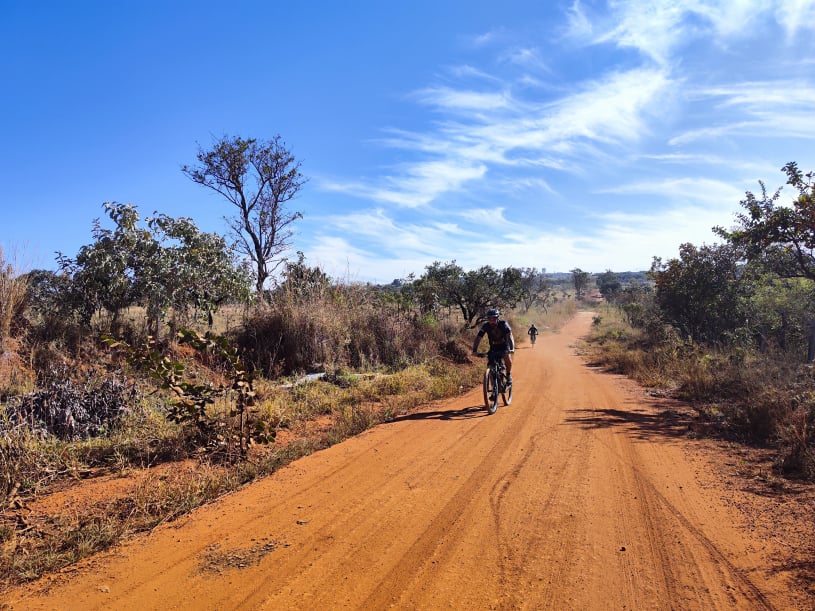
xmin=486 ymin=308 xmax=500 ymax=318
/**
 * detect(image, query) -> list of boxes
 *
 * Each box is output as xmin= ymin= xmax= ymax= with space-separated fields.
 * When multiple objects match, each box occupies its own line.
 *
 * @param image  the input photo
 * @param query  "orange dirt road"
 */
xmin=5 ymin=312 xmax=811 ymax=610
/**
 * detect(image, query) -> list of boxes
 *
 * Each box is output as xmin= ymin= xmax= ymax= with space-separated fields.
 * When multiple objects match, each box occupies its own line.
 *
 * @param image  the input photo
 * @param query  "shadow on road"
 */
xmin=563 ymin=404 xmax=695 ymax=442
xmin=386 ymin=404 xmax=489 ymax=423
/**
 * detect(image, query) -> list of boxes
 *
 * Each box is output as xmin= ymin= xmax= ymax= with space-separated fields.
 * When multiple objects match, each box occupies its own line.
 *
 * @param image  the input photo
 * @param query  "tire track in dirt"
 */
xmin=357 ymin=398 xmax=534 ymax=609
xmin=566 ymin=351 xmax=775 ymax=610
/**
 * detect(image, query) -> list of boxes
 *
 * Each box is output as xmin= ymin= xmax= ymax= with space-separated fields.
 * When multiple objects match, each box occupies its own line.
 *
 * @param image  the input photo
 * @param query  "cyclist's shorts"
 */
xmin=487 ymin=346 xmax=510 ymax=361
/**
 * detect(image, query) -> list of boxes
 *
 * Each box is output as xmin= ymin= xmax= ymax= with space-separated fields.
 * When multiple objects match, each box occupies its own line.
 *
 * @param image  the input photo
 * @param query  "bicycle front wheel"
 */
xmin=483 ymin=368 xmax=499 ymax=414
xmin=501 ymin=377 xmax=513 ymax=406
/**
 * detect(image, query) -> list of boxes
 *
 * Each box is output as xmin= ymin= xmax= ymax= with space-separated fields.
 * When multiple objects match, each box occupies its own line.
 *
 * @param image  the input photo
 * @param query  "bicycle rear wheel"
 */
xmin=483 ymin=368 xmax=499 ymax=414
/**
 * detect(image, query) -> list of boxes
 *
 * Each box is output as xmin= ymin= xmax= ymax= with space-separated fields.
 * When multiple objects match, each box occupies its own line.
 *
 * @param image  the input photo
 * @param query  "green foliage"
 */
xmin=716 ymin=162 xmax=815 ymax=281
xmin=570 ymin=268 xmax=590 ymax=299
xmin=59 ymin=203 xmax=250 ymax=336
xmin=651 ymin=243 xmax=748 ymax=344
xmin=518 ymin=267 xmax=554 ymax=313
xmin=417 ymin=260 xmax=526 ymax=327
xmin=595 ymin=269 xmax=621 ymax=300
xmin=276 ymin=251 xmax=331 ymax=301
xmin=106 ymin=329 xmax=271 ymax=459
xmin=182 ymin=135 xmax=307 ymax=297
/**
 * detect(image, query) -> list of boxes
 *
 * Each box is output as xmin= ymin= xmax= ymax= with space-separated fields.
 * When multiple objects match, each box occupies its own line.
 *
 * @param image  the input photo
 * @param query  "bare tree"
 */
xmin=183 ymin=135 xmax=306 ymax=298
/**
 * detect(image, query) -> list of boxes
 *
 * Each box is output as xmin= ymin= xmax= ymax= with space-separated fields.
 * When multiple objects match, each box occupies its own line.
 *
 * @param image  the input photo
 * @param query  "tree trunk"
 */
xmin=807 ymin=317 xmax=815 ymax=364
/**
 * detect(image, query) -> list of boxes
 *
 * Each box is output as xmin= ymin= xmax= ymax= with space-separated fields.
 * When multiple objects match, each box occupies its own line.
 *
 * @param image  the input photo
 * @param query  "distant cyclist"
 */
xmin=528 ymin=324 xmax=538 ymax=345
xmin=472 ymin=308 xmax=515 ymax=384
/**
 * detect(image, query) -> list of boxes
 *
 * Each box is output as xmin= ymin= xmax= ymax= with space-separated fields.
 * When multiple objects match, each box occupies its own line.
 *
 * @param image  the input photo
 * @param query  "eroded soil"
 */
xmin=4 ymin=311 xmax=814 ymax=610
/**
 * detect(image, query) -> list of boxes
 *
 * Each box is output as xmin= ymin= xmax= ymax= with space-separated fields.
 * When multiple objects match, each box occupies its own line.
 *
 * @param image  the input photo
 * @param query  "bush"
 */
xmin=235 ymin=284 xmax=453 ymax=376
xmin=5 ymin=368 xmax=132 ymax=440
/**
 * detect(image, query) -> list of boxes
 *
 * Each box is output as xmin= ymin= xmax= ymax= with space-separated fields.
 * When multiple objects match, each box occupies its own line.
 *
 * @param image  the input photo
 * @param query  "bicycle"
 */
xmin=529 ymin=333 xmax=537 ymax=346
xmin=476 ymin=351 xmax=513 ymax=415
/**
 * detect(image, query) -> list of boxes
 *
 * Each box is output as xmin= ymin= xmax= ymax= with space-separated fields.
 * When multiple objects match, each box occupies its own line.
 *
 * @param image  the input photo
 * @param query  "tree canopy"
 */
xmin=183 ymin=135 xmax=307 ymax=297
xmin=59 ymin=203 xmax=250 ymax=333
xmin=715 ymin=162 xmax=815 ymax=281
xmin=417 ymin=261 xmax=525 ymax=327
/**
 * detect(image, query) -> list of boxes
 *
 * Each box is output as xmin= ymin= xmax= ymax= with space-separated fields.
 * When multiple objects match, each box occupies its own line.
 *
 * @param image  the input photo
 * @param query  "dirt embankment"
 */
xmin=5 ymin=311 xmax=814 ymax=610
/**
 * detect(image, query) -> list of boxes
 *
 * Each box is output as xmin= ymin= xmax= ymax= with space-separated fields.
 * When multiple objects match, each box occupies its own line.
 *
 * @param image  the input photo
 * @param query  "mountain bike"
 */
xmin=529 ymin=333 xmax=537 ymax=347
xmin=477 ymin=351 xmax=513 ymax=415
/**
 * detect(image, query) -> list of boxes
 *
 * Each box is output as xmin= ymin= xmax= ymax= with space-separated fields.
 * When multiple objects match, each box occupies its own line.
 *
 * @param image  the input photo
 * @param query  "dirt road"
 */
xmin=6 ymin=312 xmax=812 ymax=609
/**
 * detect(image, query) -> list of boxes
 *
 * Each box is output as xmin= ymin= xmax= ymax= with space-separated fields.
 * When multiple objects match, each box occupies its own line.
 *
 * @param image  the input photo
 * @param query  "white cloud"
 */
xmin=590 ymin=1 xmax=814 ymax=65
xmin=565 ymin=0 xmax=594 ymax=39
xmin=598 ymin=176 xmax=745 ymax=208
xmin=414 ymin=86 xmax=513 ymax=111
xmin=308 ymin=1 xmax=815 ymax=280
xmin=775 ymin=0 xmax=815 ymax=37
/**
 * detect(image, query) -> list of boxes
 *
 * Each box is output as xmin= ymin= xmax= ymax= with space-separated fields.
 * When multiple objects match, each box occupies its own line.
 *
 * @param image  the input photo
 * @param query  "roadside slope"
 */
xmin=6 ymin=311 xmax=811 ymax=609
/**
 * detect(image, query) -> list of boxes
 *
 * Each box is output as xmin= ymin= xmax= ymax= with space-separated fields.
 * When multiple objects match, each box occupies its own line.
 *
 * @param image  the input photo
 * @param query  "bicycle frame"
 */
xmin=478 ymin=351 xmax=513 ymax=414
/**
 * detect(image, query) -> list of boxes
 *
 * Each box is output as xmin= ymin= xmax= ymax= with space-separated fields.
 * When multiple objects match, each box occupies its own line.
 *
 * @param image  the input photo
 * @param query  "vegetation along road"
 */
xmin=6 ymin=312 xmax=812 ymax=609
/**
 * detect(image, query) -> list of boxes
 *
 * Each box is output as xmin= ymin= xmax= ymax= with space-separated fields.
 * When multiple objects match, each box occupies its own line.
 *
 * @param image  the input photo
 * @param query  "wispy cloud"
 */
xmin=308 ymin=0 xmax=815 ymax=279
xmin=589 ymin=1 xmax=815 ymax=65
xmin=413 ymin=86 xmax=514 ymax=111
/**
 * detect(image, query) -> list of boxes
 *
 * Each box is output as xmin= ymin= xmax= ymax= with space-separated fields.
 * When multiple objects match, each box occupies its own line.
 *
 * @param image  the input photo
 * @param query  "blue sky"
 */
xmin=3 ymin=0 xmax=815 ymax=283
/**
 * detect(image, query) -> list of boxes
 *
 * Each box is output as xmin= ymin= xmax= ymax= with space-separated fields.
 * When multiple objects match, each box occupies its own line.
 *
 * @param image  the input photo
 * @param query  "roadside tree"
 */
xmin=183 ymin=135 xmax=307 ymax=298
xmin=418 ymin=261 xmax=524 ymax=327
xmin=60 ymin=203 xmax=250 ymax=335
xmin=571 ymin=268 xmax=590 ymax=299
xmin=596 ymin=270 xmax=621 ymax=301
xmin=650 ymin=243 xmax=748 ymax=344
xmin=715 ymin=162 xmax=815 ymax=360
xmin=518 ymin=267 xmax=553 ymax=313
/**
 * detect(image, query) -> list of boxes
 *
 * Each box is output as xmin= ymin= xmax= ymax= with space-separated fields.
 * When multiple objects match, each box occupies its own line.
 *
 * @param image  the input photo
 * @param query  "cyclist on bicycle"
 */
xmin=528 ymin=324 xmax=538 ymax=343
xmin=472 ymin=308 xmax=515 ymax=384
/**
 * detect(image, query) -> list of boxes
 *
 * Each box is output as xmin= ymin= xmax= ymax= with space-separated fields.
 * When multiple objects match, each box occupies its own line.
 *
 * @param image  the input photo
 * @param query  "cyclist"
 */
xmin=528 ymin=324 xmax=538 ymax=344
xmin=472 ymin=308 xmax=515 ymax=384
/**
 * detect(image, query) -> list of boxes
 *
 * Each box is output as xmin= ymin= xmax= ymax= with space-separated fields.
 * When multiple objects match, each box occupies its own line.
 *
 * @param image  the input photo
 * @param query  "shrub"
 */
xmin=5 ymin=368 xmax=132 ymax=440
xmin=235 ymin=283 xmax=453 ymax=376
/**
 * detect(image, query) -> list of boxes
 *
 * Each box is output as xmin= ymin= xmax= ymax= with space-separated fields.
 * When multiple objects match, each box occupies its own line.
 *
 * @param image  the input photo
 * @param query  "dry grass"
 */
xmin=0 ymin=248 xmax=32 ymax=398
xmin=0 ymin=247 xmax=28 ymax=344
xmin=586 ymin=304 xmax=815 ymax=480
xmin=513 ymin=299 xmax=578 ymax=346
xmin=0 ymin=341 xmax=482 ymax=590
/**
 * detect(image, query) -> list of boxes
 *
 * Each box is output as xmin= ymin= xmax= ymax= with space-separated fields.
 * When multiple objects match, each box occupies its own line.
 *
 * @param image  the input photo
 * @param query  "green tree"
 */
xmin=571 ymin=268 xmax=590 ymax=299
xmin=650 ymin=243 xmax=747 ymax=344
xmin=518 ymin=267 xmax=553 ymax=313
xmin=715 ymin=162 xmax=815 ymax=281
xmin=276 ymin=252 xmax=331 ymax=301
xmin=182 ymin=135 xmax=307 ymax=298
xmin=596 ymin=269 xmax=621 ymax=301
xmin=58 ymin=203 xmax=147 ymax=325
xmin=60 ymin=203 xmax=250 ymax=334
xmin=418 ymin=261 xmax=524 ymax=327
xmin=715 ymin=162 xmax=815 ymax=359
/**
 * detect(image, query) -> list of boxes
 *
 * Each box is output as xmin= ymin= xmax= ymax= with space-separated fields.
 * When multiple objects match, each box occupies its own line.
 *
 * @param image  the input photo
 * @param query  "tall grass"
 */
xmin=235 ymin=283 xmax=464 ymax=376
xmin=0 ymin=247 xmax=28 ymax=344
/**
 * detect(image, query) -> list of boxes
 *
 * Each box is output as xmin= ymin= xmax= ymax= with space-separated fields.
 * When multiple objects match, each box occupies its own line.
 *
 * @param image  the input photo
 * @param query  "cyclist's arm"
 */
xmin=472 ymin=327 xmax=486 ymax=354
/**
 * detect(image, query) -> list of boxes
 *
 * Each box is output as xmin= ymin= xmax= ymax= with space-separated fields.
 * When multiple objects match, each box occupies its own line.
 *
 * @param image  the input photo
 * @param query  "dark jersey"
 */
xmin=477 ymin=320 xmax=512 ymax=348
